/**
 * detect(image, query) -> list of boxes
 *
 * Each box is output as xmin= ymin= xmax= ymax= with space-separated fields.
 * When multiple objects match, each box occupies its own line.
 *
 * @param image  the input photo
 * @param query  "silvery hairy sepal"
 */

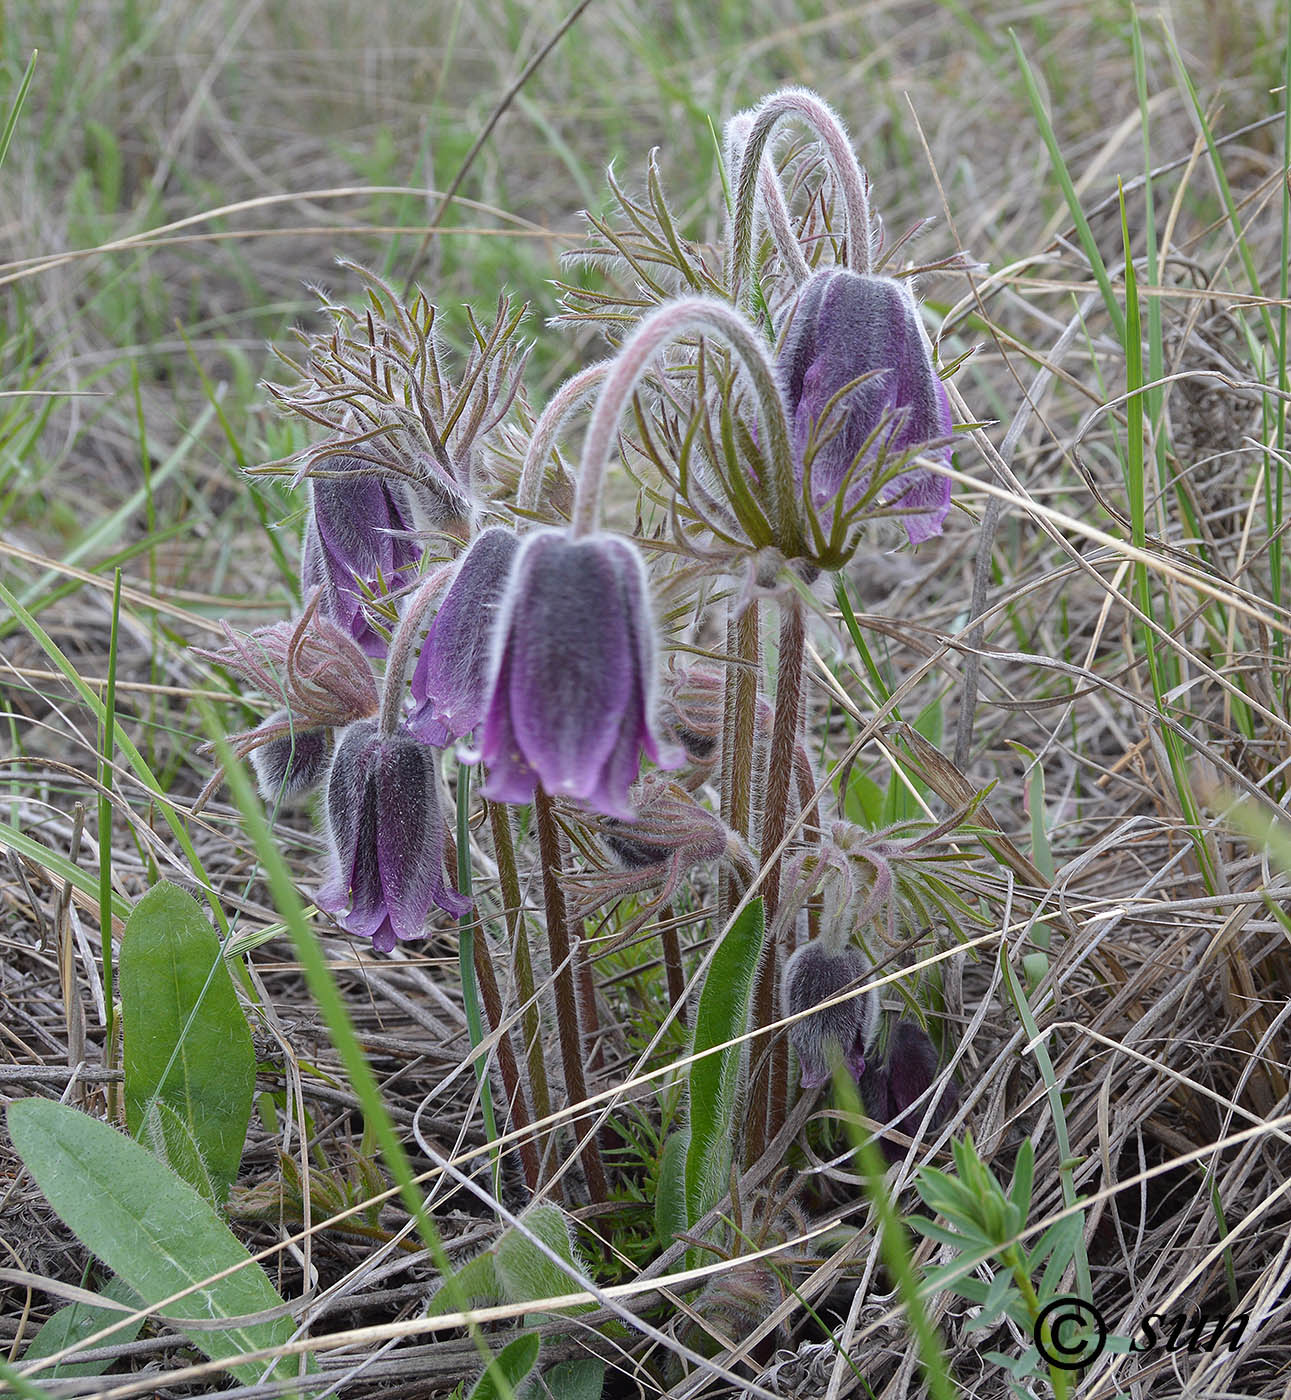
xmin=304 ymin=455 xmax=422 ymax=657
xmin=781 ymin=943 xmax=880 ymax=1089
xmin=470 ymin=528 xmax=683 ymax=820
xmin=860 ymin=1019 xmax=959 ymax=1162
xmin=408 ymin=526 xmax=520 ymax=746
xmin=317 ymin=719 xmax=469 ymax=954
xmin=779 ymin=267 xmax=953 ymax=545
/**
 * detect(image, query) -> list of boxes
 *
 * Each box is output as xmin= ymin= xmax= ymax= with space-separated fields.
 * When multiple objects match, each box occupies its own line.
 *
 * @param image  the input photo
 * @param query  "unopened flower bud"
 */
xmin=304 ymin=456 xmax=422 ymax=655
xmin=409 ymin=526 xmax=519 ymax=746
xmin=473 ymin=528 xmax=682 ymax=818
xmin=782 ymin=942 xmax=879 ymax=1089
xmin=861 ymin=1019 xmax=958 ymax=1161
xmin=246 ymin=712 xmax=331 ymax=799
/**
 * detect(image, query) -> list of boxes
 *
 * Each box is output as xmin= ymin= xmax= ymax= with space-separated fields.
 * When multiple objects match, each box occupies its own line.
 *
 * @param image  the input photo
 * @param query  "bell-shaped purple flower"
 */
xmin=304 ymin=456 xmax=422 ymax=656
xmin=474 ymin=528 xmax=682 ymax=819
xmin=778 ymin=268 xmax=953 ymax=545
xmin=860 ymin=1019 xmax=959 ymax=1161
xmin=782 ymin=942 xmax=880 ymax=1089
xmin=317 ymin=719 xmax=470 ymax=954
xmin=408 ymin=526 xmax=520 ymax=746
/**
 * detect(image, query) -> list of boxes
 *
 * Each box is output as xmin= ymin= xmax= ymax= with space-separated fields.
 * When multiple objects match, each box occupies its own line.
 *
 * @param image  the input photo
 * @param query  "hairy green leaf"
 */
xmin=120 ymin=882 xmax=255 ymax=1204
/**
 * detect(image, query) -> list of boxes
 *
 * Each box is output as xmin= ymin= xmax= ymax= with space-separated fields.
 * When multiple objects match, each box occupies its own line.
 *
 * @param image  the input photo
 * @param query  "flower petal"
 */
xmin=377 ymin=733 xmax=471 ymax=935
xmin=506 ymin=531 xmax=633 ymax=800
xmin=410 ymin=526 xmax=520 ymax=744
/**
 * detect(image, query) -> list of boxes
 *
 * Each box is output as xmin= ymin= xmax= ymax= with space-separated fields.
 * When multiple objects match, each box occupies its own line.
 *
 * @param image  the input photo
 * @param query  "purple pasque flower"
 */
xmin=781 ymin=942 xmax=880 ymax=1089
xmin=859 ymin=1019 xmax=959 ymax=1162
xmin=778 ymin=267 xmax=953 ymax=545
xmin=473 ymin=527 xmax=682 ymax=819
xmin=304 ymin=456 xmax=422 ymax=657
xmin=317 ymin=718 xmax=470 ymax=954
xmin=408 ymin=526 xmax=520 ymax=746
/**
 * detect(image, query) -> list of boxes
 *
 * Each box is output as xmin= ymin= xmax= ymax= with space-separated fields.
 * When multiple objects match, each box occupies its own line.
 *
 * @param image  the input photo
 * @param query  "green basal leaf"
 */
xmin=684 ymin=898 xmax=765 ymax=1247
xmin=120 ymin=882 xmax=255 ymax=1204
xmin=7 ymin=1098 xmax=314 ymax=1390
xmin=20 ymin=1275 xmax=144 ymax=1380
xmin=467 ymin=1332 xmax=540 ymax=1400
xmin=654 ymin=1127 xmax=689 ymax=1251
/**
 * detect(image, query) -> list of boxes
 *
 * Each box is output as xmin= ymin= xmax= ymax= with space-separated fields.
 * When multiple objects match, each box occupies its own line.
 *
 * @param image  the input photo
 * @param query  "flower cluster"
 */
xmin=194 ymin=85 xmax=965 ymax=1189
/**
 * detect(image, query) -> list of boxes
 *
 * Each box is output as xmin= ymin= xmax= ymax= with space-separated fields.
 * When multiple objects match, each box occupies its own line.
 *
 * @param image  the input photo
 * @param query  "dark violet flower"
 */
xmin=782 ymin=942 xmax=880 ymax=1089
xmin=778 ymin=267 xmax=953 ymax=545
xmin=304 ymin=456 xmax=422 ymax=656
xmin=247 ymin=713 xmax=331 ymax=799
xmin=474 ymin=528 xmax=682 ymax=819
xmin=860 ymin=1019 xmax=959 ymax=1162
xmin=317 ymin=719 xmax=470 ymax=954
xmin=409 ymin=526 xmax=520 ymax=746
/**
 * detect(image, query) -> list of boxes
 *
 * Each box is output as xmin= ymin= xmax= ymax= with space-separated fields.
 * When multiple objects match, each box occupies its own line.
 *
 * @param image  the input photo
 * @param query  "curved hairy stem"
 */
xmin=572 ymin=296 xmax=803 ymax=556
xmin=730 ymin=87 xmax=873 ymax=304
xmin=516 ymin=360 xmax=609 ymax=513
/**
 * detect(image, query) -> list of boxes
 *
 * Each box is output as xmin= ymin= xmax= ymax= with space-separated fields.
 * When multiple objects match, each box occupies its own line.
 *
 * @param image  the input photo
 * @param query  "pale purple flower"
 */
xmin=408 ymin=526 xmax=520 ymax=746
xmin=778 ymin=268 xmax=953 ymax=544
xmin=474 ymin=528 xmax=681 ymax=819
xmin=782 ymin=943 xmax=880 ymax=1089
xmin=304 ymin=456 xmax=422 ymax=656
xmin=317 ymin=719 xmax=469 ymax=953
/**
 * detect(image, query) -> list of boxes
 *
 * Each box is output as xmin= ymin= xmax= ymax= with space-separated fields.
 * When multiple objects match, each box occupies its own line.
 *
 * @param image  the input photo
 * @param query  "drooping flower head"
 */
xmin=304 ymin=455 xmax=423 ymax=656
xmin=781 ymin=942 xmax=880 ymax=1089
xmin=778 ymin=267 xmax=953 ymax=545
xmin=474 ymin=527 xmax=682 ymax=819
xmin=859 ymin=1019 xmax=959 ymax=1162
xmin=317 ymin=718 xmax=469 ymax=954
xmin=408 ymin=526 xmax=520 ymax=746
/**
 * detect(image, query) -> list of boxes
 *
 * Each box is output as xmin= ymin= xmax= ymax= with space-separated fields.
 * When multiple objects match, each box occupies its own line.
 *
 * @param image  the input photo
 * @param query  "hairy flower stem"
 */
xmin=572 ymin=297 xmax=803 ymax=555
xmin=718 ymin=602 xmax=761 ymax=929
xmin=515 ymin=360 xmax=609 ymax=514
xmin=729 ymin=89 xmax=874 ymax=306
xmin=533 ymin=789 xmax=608 ymax=1204
xmin=659 ymin=903 xmax=687 ymax=1025
xmin=724 ymin=112 xmax=810 ymax=289
xmin=486 ymin=800 xmax=554 ymax=1161
xmin=469 ymin=924 xmax=541 ymax=1192
xmin=377 ymin=563 xmax=454 ymax=737
xmin=747 ymin=596 xmax=807 ymax=1163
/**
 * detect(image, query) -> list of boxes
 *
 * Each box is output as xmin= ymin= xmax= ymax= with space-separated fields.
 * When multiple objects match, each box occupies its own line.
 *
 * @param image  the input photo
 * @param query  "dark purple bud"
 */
xmin=778 ymin=268 xmax=953 ymax=544
xmin=247 ymin=712 xmax=331 ymax=799
xmin=475 ymin=528 xmax=682 ymax=819
xmin=409 ymin=526 xmax=520 ymax=746
xmin=863 ymin=1019 xmax=958 ymax=1162
xmin=317 ymin=719 xmax=470 ymax=953
xmin=305 ymin=457 xmax=422 ymax=656
xmin=781 ymin=942 xmax=879 ymax=1089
